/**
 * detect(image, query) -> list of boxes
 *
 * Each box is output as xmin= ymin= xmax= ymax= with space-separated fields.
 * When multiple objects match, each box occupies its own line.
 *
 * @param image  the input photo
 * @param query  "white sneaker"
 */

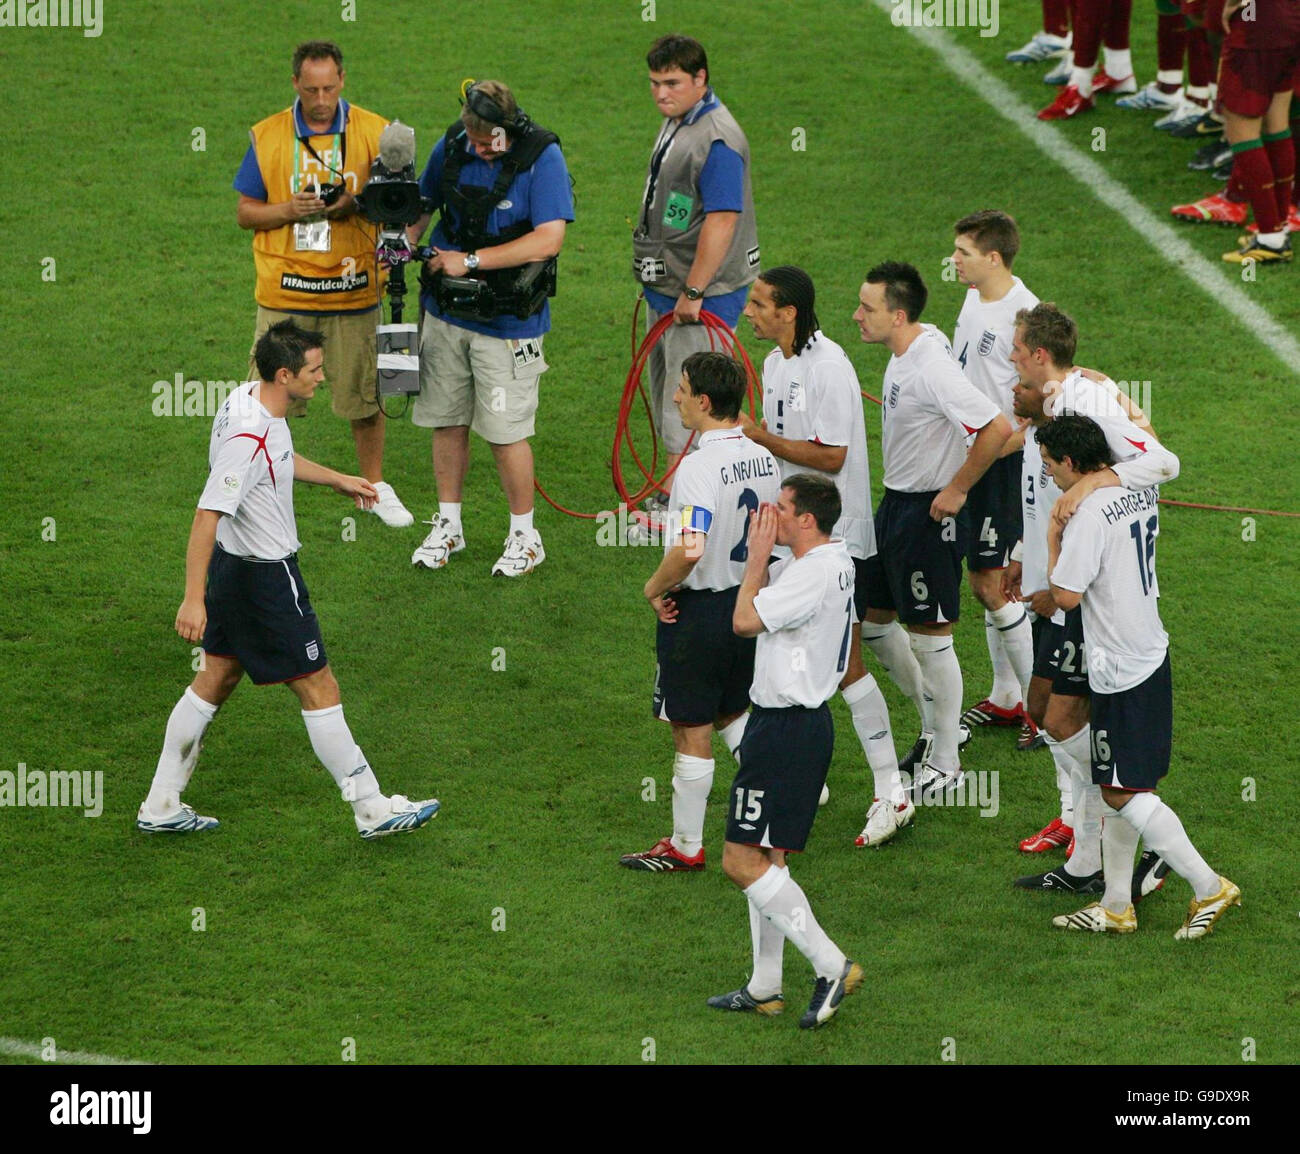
xmin=355 ymin=793 xmax=440 ymax=841
xmin=1006 ymin=32 xmax=1070 ymax=64
xmin=491 ymin=528 xmax=545 ymax=577
xmin=412 ymin=518 xmax=465 ymax=569
xmin=370 ymin=481 xmax=414 ymax=528
xmin=1155 ymin=97 xmax=1207 ymax=132
xmin=854 ymin=797 xmax=914 ymax=847
xmin=1115 ymin=81 xmax=1182 ymax=111
xmin=818 ymin=783 xmax=830 ymax=807
xmin=1043 ymin=53 xmax=1073 ymax=86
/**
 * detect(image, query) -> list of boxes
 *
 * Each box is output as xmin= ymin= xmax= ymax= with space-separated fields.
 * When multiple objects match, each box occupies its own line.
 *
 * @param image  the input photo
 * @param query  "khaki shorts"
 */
xmin=412 ymin=312 xmax=547 ymax=444
xmin=249 ymin=306 xmax=379 ymax=420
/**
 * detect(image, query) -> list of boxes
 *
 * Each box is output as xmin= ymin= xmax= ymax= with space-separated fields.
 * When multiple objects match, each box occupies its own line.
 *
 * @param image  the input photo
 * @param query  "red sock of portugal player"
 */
xmin=1262 ymin=130 xmax=1295 ymax=223
xmin=1231 ymin=139 xmax=1282 ymax=234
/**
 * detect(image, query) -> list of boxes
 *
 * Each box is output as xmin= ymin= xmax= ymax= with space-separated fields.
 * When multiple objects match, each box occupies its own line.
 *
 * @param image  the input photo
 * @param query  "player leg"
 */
xmin=963 ymin=462 xmax=1034 ymax=730
xmin=860 ymin=501 xmax=933 ymax=768
xmin=843 ymin=563 xmax=909 ymax=847
xmin=900 ymin=499 xmax=968 ymax=795
xmin=289 ymin=665 xmax=439 ymax=839
xmin=1093 ymin=657 xmax=1239 ymax=938
xmin=1221 ymin=48 xmax=1293 ymax=263
xmin=623 ymin=591 xmax=736 ymax=871
xmin=137 ymin=654 xmax=244 ymax=831
xmin=412 ymin=315 xmax=474 ymax=569
xmin=1040 ymin=0 xmax=1106 ymax=116
xmin=1098 ymin=0 xmax=1137 ymax=93
xmin=714 ymin=705 xmax=861 ymax=1028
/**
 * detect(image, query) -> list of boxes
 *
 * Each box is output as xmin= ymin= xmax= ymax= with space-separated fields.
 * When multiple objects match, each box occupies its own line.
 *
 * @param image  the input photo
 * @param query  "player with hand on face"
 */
xmin=740 ymin=265 xmax=908 ymax=848
xmin=620 ymin=352 xmax=780 ymax=873
xmin=950 ymin=212 xmax=1041 ymax=750
xmin=854 ymin=262 xmax=1013 ymax=801
xmin=1040 ymin=417 xmax=1239 ymax=939
xmin=1008 ymin=303 xmax=1177 ymax=901
xmin=708 ymin=476 xmax=863 ymax=1028
xmin=137 ymin=321 xmax=440 ymax=840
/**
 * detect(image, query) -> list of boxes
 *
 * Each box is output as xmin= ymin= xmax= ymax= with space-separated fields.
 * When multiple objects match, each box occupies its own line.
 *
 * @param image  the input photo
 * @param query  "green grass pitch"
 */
xmin=1 ymin=0 xmax=1297 ymax=1066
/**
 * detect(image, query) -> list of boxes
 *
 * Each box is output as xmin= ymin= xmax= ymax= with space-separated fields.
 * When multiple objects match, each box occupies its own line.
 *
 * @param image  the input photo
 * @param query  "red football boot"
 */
xmin=1038 ymin=85 xmax=1095 ymax=120
xmin=1019 ymin=816 xmax=1074 ymax=853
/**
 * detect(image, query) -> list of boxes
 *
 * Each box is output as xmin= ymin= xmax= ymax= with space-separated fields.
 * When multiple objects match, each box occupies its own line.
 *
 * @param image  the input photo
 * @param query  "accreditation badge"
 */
xmin=294 ymin=219 xmax=332 ymax=252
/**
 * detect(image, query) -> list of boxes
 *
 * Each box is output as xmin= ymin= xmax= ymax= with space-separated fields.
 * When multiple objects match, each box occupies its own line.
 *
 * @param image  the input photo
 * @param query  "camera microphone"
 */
xmin=378 ymin=120 xmax=416 ymax=173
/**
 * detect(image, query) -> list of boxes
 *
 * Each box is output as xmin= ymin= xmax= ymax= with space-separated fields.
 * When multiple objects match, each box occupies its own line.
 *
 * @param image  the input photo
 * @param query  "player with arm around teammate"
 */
xmin=137 ymin=321 xmax=439 ymax=840
xmin=739 ymin=265 xmax=908 ymax=848
xmin=707 ymin=476 xmax=864 ymax=1028
xmin=619 ymin=352 xmax=781 ymax=872
xmin=1039 ymin=416 xmax=1239 ymax=938
xmin=1007 ymin=303 xmax=1177 ymax=900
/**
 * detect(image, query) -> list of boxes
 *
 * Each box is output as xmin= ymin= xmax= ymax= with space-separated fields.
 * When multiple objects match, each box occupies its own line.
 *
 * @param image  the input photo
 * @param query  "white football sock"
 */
xmin=1156 ymin=70 xmax=1184 ymax=89
xmin=1115 ymin=791 xmax=1220 ymax=900
xmin=988 ymin=602 xmax=1034 ymax=707
xmin=909 ymin=632 xmax=962 ymax=772
xmin=439 ymin=501 xmax=462 ymax=535
xmin=984 ymin=611 xmax=1020 ymax=711
xmin=670 ymin=753 xmax=713 ymax=857
xmin=717 ymin=714 xmax=748 ymax=763
xmin=1053 ymin=755 xmax=1074 ymax=826
xmin=842 ymin=673 xmax=903 ymax=804
xmin=1103 ymin=47 xmax=1133 ymax=79
xmin=509 ymin=509 xmax=534 ymax=535
xmin=745 ymin=864 xmax=845 ymax=981
xmin=301 ymin=704 xmax=382 ymax=816
xmin=1071 ymin=64 xmax=1095 ymax=97
xmin=861 ymin=621 xmax=931 ymax=732
xmin=1052 ymin=725 xmax=1104 ymax=877
xmin=1100 ymin=809 xmax=1140 ymax=914
xmin=747 ymin=866 xmax=786 ymax=1000
xmin=146 ymin=687 xmax=218 ymax=814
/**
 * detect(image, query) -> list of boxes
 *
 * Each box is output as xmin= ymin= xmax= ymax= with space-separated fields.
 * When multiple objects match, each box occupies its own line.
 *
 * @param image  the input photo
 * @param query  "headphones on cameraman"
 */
xmin=459 ymin=78 xmax=533 ymax=138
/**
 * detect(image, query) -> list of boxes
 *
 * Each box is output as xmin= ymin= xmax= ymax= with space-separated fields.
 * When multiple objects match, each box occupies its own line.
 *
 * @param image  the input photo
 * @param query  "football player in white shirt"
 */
xmin=739 ymin=266 xmax=908 ymax=848
xmin=1040 ymin=416 xmax=1240 ymax=939
xmin=950 ymin=212 xmax=1040 ymax=748
xmin=708 ymin=476 xmax=863 ymax=1028
xmin=1008 ymin=303 xmax=1177 ymax=899
xmin=621 ymin=352 xmax=781 ymax=872
xmin=137 ymin=321 xmax=441 ymax=840
xmin=853 ymin=262 xmax=1013 ymax=799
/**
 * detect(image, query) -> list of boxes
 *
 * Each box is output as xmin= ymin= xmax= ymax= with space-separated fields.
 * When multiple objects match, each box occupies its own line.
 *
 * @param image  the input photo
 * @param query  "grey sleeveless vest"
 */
xmin=632 ymin=95 xmax=760 ymax=298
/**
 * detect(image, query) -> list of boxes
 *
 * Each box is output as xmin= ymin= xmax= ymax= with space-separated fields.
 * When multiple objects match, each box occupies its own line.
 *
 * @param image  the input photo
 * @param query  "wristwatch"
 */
xmin=684 ymin=285 xmax=704 ymax=301
xmin=465 ymin=252 xmax=480 ymax=271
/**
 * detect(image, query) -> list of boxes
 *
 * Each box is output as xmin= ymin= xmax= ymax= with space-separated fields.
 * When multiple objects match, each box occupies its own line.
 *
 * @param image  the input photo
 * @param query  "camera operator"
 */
xmin=234 ymin=40 xmax=413 ymax=528
xmin=405 ymin=80 xmax=574 ymax=577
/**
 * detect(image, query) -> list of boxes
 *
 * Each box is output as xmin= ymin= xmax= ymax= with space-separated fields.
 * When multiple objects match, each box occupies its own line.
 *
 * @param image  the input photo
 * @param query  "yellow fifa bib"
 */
xmin=248 ymin=104 xmax=389 ymax=311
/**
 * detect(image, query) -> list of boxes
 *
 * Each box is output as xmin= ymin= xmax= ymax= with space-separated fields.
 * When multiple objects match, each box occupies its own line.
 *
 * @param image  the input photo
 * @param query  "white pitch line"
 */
xmin=871 ymin=2 xmax=1300 ymax=378
xmin=0 ymin=1037 xmax=148 ymax=1066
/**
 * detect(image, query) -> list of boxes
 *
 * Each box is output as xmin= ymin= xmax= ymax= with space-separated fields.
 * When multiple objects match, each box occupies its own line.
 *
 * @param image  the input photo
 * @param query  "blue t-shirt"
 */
xmin=233 ymin=98 xmax=350 ymax=201
xmin=416 ymin=132 xmax=575 ymax=339
xmin=642 ymin=137 xmax=747 ymax=326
